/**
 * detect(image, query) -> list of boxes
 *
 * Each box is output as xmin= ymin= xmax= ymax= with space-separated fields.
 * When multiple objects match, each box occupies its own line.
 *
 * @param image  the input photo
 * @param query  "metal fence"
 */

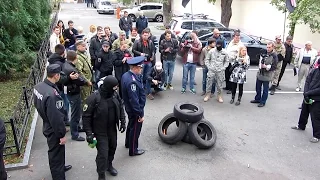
xmin=4 ymin=12 xmax=58 ymax=156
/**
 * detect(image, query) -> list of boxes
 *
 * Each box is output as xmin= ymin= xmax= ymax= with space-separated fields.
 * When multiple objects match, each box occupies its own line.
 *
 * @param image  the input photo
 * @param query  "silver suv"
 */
xmin=120 ymin=3 xmax=163 ymax=22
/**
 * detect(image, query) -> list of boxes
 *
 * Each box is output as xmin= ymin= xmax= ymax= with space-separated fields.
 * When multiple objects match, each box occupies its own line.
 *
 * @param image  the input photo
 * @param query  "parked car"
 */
xmin=97 ymin=0 xmax=115 ymax=14
xmin=120 ymin=3 xmax=163 ymax=22
xmin=169 ymin=14 xmax=226 ymax=40
xmin=179 ymin=28 xmax=268 ymax=64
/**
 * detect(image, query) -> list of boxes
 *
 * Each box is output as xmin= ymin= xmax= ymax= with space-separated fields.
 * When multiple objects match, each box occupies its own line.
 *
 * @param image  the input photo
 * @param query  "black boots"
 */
xmin=270 ymin=85 xmax=276 ymax=95
xmin=98 ymin=173 xmax=106 ymax=180
xmin=107 ymin=162 xmax=118 ymax=176
xmin=230 ymin=96 xmax=241 ymax=105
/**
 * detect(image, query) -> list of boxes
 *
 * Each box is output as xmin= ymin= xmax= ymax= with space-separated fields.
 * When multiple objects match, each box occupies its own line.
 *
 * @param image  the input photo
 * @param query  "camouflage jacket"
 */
xmin=205 ymin=48 xmax=229 ymax=72
xmin=75 ymin=51 xmax=93 ymax=82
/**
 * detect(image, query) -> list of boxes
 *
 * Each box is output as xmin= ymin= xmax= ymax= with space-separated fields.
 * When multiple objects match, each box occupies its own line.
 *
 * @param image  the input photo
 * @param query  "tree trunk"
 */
xmin=220 ymin=0 xmax=233 ymax=27
xmin=163 ymin=0 xmax=172 ymax=25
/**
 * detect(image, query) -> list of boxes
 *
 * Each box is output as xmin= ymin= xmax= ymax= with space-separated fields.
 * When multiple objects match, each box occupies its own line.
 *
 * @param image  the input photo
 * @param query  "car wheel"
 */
xmin=158 ymin=113 xmax=188 ymax=145
xmin=128 ymin=14 xmax=136 ymax=22
xmin=188 ymin=119 xmax=217 ymax=149
xmin=173 ymin=102 xmax=204 ymax=123
xmin=155 ymin=15 xmax=163 ymax=22
xmin=182 ymin=125 xmax=206 ymax=144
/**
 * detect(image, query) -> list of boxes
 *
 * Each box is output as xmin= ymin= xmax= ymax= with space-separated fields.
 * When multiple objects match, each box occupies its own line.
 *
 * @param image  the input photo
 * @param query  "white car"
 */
xmin=120 ymin=3 xmax=163 ymax=22
xmin=97 ymin=0 xmax=115 ymax=14
xmin=169 ymin=14 xmax=226 ymax=39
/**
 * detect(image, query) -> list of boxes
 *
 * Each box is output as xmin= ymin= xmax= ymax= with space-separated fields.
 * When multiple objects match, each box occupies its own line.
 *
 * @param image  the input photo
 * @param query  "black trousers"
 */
xmin=0 ymin=148 xmax=7 ymax=180
xmin=231 ymin=82 xmax=243 ymax=99
xmin=310 ymin=101 xmax=320 ymax=139
xmin=225 ymin=64 xmax=232 ymax=90
xmin=277 ymin=61 xmax=289 ymax=86
xmin=47 ymin=134 xmax=65 ymax=180
xmin=125 ymin=114 xmax=143 ymax=155
xmin=95 ymin=130 xmax=117 ymax=174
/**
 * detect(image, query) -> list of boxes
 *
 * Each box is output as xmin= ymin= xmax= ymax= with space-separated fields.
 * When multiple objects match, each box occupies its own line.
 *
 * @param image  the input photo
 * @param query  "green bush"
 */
xmin=0 ymin=0 xmax=51 ymax=76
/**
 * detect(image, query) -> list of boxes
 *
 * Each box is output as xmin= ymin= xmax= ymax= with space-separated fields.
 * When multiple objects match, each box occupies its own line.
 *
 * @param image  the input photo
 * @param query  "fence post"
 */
xmin=10 ymin=118 xmax=21 ymax=155
xmin=31 ymin=67 xmax=37 ymax=85
xmin=23 ymin=86 xmax=30 ymax=111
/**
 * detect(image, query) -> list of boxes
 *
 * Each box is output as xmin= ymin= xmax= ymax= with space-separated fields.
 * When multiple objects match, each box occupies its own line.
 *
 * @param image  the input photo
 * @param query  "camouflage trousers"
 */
xmin=81 ymin=86 xmax=92 ymax=106
xmin=271 ymin=61 xmax=283 ymax=86
xmin=206 ymin=70 xmax=225 ymax=94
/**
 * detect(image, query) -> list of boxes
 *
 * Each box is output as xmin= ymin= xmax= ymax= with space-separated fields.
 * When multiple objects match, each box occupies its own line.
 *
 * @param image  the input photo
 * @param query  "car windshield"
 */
xmin=101 ymin=1 xmax=111 ymax=5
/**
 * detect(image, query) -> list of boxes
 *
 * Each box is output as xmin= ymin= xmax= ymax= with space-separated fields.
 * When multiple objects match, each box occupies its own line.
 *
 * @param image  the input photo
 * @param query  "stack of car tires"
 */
xmin=158 ymin=102 xmax=217 ymax=149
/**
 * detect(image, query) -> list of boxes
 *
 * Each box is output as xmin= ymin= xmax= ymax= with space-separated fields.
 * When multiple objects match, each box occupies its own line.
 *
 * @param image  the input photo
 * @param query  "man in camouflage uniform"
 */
xmin=204 ymin=40 xmax=229 ymax=103
xmin=112 ymin=31 xmax=133 ymax=51
xmin=75 ymin=40 xmax=93 ymax=103
xmin=270 ymin=35 xmax=286 ymax=95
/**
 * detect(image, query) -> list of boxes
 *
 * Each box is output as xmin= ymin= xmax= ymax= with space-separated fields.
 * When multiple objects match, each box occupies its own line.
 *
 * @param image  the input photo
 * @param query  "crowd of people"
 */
xmin=39 ymin=10 xmax=320 ymax=180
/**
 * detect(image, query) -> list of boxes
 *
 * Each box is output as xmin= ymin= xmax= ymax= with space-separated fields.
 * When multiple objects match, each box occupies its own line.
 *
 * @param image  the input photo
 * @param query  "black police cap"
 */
xmin=47 ymin=64 xmax=61 ymax=74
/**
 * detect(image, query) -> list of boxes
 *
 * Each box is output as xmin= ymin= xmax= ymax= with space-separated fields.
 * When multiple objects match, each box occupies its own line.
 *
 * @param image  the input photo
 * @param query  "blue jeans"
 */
xmin=254 ymin=78 xmax=270 ymax=104
xmin=182 ymin=63 xmax=196 ymax=90
xmin=142 ymin=62 xmax=152 ymax=84
xmin=202 ymin=67 xmax=215 ymax=93
xmin=59 ymin=92 xmax=70 ymax=123
xmin=163 ymin=60 xmax=175 ymax=85
xmin=125 ymin=30 xmax=131 ymax=39
xmin=67 ymin=94 xmax=82 ymax=139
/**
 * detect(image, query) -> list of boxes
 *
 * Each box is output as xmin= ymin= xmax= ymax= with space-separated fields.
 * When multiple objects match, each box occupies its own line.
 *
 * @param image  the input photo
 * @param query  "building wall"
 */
xmin=172 ymin=0 xmax=320 ymax=49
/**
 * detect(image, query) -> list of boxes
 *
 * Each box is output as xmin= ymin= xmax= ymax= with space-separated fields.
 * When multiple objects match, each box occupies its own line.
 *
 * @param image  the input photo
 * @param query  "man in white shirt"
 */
xmin=50 ymin=26 xmax=61 ymax=53
xmin=294 ymin=41 xmax=318 ymax=92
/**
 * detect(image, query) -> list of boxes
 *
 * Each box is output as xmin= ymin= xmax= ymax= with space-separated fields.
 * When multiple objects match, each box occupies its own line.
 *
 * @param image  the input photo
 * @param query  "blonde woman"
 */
xmin=229 ymin=46 xmax=250 ymax=105
xmin=84 ymin=25 xmax=97 ymax=43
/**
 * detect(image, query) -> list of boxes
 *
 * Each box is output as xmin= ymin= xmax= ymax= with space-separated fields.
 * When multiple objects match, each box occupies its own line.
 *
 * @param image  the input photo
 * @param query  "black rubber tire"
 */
xmin=173 ymin=102 xmax=204 ymax=123
xmin=188 ymin=119 xmax=217 ymax=149
xmin=182 ymin=126 xmax=206 ymax=144
xmin=158 ymin=113 xmax=188 ymax=145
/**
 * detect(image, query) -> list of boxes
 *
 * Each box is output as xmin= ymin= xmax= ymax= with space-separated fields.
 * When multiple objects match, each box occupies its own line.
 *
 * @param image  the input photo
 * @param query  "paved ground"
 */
xmin=7 ymin=3 xmax=320 ymax=180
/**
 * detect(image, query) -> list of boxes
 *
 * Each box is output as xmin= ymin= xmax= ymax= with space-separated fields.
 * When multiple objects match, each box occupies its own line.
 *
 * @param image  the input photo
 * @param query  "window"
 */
xmin=240 ymin=33 xmax=254 ymax=43
xmin=154 ymin=5 xmax=162 ymax=9
xmin=208 ymin=22 xmax=225 ymax=28
xmin=194 ymin=22 xmax=209 ymax=30
xmin=140 ymin=5 xmax=150 ymax=10
xmin=181 ymin=22 xmax=192 ymax=30
xmin=101 ymin=1 xmax=111 ymax=5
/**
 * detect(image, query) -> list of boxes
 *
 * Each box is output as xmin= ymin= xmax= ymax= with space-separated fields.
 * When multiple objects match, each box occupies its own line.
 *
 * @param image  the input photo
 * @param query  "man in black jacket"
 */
xmin=159 ymin=30 xmax=179 ymax=90
xmin=83 ymin=76 xmax=126 ymax=180
xmin=62 ymin=51 xmax=91 ymax=141
xmin=278 ymin=36 xmax=295 ymax=88
xmin=132 ymin=29 xmax=155 ymax=85
xmin=33 ymin=64 xmax=72 ymax=180
xmin=96 ymin=42 xmax=114 ymax=80
xmin=63 ymin=20 xmax=78 ymax=49
xmin=119 ymin=11 xmax=132 ymax=39
xmin=0 ymin=119 xmax=7 ymax=180
xmin=292 ymin=61 xmax=320 ymax=143
xmin=146 ymin=62 xmax=165 ymax=100
xmin=158 ymin=25 xmax=176 ymax=45
xmin=113 ymin=43 xmax=132 ymax=98
xmin=89 ymin=30 xmax=107 ymax=69
xmin=104 ymin=26 xmax=118 ymax=45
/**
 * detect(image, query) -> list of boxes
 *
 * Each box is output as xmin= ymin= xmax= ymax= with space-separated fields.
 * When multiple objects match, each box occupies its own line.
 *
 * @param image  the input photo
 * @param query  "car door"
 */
xmin=240 ymin=33 xmax=261 ymax=64
xmin=139 ymin=5 xmax=151 ymax=19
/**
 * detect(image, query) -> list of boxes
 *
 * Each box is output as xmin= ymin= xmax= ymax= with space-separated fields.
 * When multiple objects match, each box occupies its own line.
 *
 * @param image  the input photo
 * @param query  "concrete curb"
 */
xmin=5 ymin=4 xmax=61 ymax=171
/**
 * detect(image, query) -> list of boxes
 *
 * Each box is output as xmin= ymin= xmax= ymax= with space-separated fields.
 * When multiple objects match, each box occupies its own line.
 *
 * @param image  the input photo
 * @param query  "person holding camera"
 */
xmin=204 ymin=40 xmax=229 ymax=102
xmin=132 ymin=29 xmax=155 ymax=86
xmin=83 ymin=76 xmax=126 ymax=180
xmin=145 ymin=62 xmax=165 ymax=100
xmin=159 ymin=30 xmax=179 ymax=90
xmin=269 ymin=35 xmax=286 ymax=95
xmin=250 ymin=42 xmax=278 ymax=107
xmin=180 ymin=31 xmax=202 ymax=94
xmin=229 ymin=46 xmax=250 ymax=105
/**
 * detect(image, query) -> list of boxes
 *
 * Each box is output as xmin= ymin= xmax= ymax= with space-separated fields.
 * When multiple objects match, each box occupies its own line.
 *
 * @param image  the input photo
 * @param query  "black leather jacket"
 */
xmin=62 ymin=61 xmax=88 ymax=95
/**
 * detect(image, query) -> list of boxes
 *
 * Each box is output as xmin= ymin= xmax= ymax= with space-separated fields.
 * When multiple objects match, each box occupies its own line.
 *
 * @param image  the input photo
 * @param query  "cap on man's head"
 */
xmin=127 ymin=56 xmax=145 ymax=66
xmin=47 ymin=64 xmax=61 ymax=74
xmin=102 ymin=41 xmax=110 ymax=47
xmin=306 ymin=41 xmax=312 ymax=45
xmin=155 ymin=62 xmax=162 ymax=70
xmin=275 ymin=35 xmax=281 ymax=40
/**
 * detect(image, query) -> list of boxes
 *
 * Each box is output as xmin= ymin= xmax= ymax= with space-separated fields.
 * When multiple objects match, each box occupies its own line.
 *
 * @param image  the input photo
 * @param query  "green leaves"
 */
xmin=271 ymin=0 xmax=320 ymax=35
xmin=0 ymin=0 xmax=51 ymax=76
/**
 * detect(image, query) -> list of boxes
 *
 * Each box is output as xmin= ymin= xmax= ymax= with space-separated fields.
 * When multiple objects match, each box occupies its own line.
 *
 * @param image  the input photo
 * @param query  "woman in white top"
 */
xmin=84 ymin=25 xmax=97 ymax=44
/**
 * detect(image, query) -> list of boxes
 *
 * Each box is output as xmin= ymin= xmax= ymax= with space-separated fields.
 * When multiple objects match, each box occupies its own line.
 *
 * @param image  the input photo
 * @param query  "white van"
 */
xmin=97 ymin=0 xmax=114 ymax=14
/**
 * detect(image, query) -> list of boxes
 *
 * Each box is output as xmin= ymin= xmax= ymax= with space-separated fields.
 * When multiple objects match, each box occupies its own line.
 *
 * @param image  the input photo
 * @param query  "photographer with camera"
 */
xmin=132 ymin=29 xmax=155 ymax=87
xmin=250 ymin=42 xmax=278 ymax=107
xmin=180 ymin=31 xmax=202 ymax=94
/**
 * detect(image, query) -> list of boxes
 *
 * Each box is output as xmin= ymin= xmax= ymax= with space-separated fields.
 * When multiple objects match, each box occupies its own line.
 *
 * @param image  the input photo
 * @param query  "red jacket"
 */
xmin=180 ymin=41 xmax=202 ymax=64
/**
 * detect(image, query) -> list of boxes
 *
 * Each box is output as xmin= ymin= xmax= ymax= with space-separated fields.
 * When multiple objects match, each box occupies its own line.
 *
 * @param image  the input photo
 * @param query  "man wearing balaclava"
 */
xmin=82 ymin=76 xmax=126 ymax=180
xmin=204 ymin=40 xmax=229 ymax=103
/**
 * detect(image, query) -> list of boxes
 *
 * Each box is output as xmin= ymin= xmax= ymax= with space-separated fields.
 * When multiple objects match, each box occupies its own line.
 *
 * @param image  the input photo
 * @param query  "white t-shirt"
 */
xmin=49 ymin=33 xmax=60 ymax=53
xmin=187 ymin=50 xmax=194 ymax=63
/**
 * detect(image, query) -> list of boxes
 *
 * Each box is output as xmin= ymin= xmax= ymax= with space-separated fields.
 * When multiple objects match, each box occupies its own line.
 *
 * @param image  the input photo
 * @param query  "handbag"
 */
xmin=229 ymin=62 xmax=239 ymax=73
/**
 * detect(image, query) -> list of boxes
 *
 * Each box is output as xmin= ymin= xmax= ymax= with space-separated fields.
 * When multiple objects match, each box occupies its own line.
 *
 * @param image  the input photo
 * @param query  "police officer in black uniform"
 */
xmin=0 ymin=118 xmax=7 ymax=180
xmin=33 ymin=64 xmax=72 ymax=180
xmin=82 ymin=76 xmax=126 ymax=180
xmin=121 ymin=56 xmax=146 ymax=156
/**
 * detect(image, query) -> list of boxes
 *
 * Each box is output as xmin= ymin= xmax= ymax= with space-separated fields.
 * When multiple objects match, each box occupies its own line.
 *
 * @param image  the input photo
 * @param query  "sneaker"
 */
xmin=230 ymin=99 xmax=234 ymax=104
xmin=296 ymin=87 xmax=301 ymax=92
xmin=258 ymin=103 xmax=265 ymax=107
xmin=147 ymin=94 xmax=154 ymax=100
xmin=291 ymin=126 xmax=304 ymax=131
xmin=203 ymin=93 xmax=211 ymax=102
xmin=181 ymin=88 xmax=186 ymax=94
xmin=310 ymin=137 xmax=319 ymax=143
xmin=168 ymin=84 xmax=173 ymax=90
xmin=235 ymin=99 xmax=241 ymax=106
xmin=190 ymin=89 xmax=196 ymax=94
xmin=163 ymin=84 xmax=168 ymax=91
xmin=72 ymin=136 xmax=85 ymax=141
xmin=250 ymin=100 xmax=260 ymax=104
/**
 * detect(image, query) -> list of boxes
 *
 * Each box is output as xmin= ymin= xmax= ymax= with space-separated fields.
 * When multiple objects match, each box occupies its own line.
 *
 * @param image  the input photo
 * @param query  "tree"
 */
xmin=163 ymin=0 xmax=172 ymax=25
xmin=271 ymin=0 xmax=320 ymax=37
xmin=208 ymin=0 xmax=233 ymax=27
